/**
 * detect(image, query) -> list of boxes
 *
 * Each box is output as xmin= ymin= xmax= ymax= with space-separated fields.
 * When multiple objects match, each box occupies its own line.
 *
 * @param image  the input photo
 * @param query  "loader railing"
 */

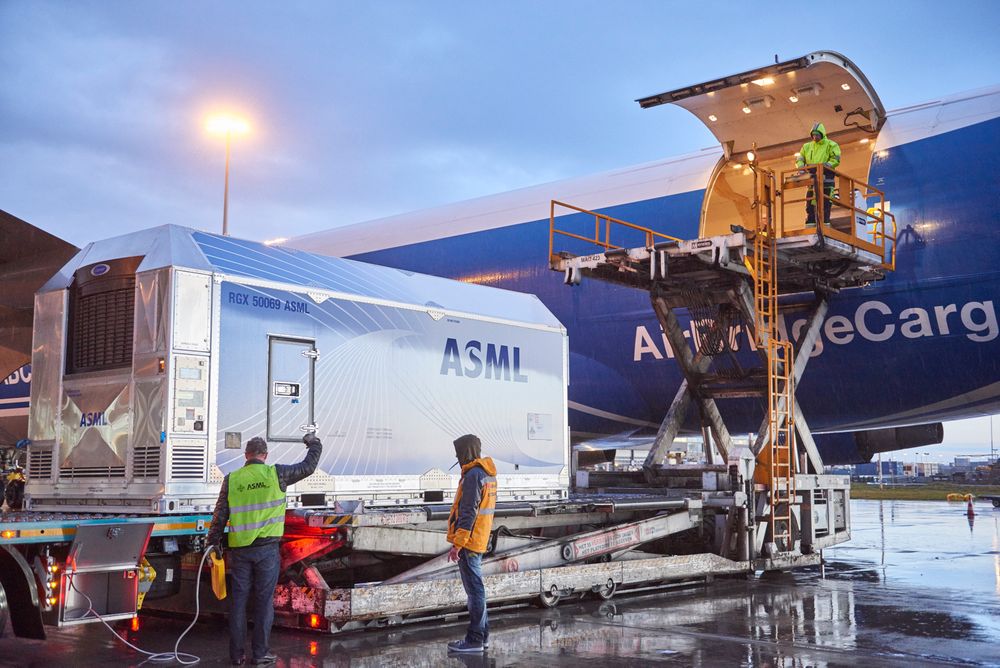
xmin=779 ymin=165 xmax=897 ymax=270
xmin=548 ymin=200 xmax=683 ymax=268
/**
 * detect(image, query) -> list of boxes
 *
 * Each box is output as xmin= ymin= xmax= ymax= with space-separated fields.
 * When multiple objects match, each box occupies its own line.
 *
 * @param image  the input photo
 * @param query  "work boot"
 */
xmin=447 ymin=639 xmax=484 ymax=653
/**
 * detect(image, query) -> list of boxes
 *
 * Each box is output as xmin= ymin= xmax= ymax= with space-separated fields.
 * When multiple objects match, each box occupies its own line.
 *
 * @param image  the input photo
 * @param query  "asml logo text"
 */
xmin=440 ymin=338 xmax=528 ymax=382
xmin=80 ymin=412 xmax=109 ymax=427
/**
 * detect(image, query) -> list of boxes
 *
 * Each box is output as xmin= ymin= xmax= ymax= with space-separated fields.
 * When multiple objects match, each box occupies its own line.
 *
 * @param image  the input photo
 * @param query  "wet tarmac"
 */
xmin=2 ymin=500 xmax=998 ymax=667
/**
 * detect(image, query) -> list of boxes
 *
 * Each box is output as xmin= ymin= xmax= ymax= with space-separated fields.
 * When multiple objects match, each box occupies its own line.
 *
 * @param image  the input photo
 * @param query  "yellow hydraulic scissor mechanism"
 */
xmin=637 ymin=51 xmax=889 ymax=247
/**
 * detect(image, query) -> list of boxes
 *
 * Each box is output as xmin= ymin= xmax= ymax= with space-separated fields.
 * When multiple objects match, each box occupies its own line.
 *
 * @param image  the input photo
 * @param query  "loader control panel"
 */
xmin=173 ymin=355 xmax=209 ymax=432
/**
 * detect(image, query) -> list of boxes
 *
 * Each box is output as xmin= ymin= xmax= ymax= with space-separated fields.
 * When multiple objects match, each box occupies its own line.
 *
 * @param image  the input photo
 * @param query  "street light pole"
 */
xmin=222 ymin=129 xmax=232 ymax=236
xmin=206 ymin=114 xmax=249 ymax=237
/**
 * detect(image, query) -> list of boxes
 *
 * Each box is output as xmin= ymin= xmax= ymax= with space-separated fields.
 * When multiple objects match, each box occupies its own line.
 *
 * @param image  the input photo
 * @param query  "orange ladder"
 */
xmin=752 ymin=168 xmax=797 ymax=554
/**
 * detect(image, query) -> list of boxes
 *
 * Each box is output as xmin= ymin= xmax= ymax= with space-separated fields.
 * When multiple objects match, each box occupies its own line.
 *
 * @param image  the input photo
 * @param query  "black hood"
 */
xmin=453 ymin=434 xmax=482 ymax=465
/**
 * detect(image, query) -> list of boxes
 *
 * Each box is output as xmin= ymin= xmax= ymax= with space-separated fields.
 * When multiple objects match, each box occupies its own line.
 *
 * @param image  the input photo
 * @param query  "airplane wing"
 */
xmin=0 ymin=209 xmax=79 ymax=379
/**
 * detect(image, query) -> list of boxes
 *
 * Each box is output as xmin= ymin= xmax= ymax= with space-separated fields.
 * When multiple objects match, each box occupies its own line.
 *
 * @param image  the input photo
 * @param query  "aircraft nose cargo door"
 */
xmin=267 ymin=336 xmax=317 ymax=441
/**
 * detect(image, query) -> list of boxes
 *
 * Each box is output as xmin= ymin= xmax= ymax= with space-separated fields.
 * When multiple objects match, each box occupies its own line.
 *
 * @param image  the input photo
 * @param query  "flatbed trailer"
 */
xmin=1 ymin=461 xmax=851 ymax=636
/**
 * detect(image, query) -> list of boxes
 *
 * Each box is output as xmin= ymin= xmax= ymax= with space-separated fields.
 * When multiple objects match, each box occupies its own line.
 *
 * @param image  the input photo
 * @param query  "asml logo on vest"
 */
xmin=236 ymin=481 xmax=270 ymax=493
xmin=440 ymin=338 xmax=528 ymax=382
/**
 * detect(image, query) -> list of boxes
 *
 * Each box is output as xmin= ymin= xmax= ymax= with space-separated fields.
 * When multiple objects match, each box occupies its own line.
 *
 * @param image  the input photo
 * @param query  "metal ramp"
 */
xmin=549 ymin=163 xmax=895 ymax=559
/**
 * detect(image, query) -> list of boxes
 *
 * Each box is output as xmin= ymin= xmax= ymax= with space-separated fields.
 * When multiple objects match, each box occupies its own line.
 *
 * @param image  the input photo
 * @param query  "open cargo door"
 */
xmin=637 ymin=51 xmax=886 ymax=236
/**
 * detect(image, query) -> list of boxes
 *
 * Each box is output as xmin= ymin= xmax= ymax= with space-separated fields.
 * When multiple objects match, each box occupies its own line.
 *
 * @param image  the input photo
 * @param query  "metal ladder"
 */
xmin=752 ymin=167 xmax=796 ymax=554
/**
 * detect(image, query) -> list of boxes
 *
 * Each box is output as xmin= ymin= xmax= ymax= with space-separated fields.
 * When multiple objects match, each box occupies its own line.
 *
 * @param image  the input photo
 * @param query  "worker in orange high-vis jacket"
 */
xmin=445 ymin=434 xmax=497 ymax=654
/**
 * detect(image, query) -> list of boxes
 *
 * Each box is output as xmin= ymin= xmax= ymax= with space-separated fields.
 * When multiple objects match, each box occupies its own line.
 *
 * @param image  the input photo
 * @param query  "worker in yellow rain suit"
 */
xmin=796 ymin=122 xmax=841 ymax=225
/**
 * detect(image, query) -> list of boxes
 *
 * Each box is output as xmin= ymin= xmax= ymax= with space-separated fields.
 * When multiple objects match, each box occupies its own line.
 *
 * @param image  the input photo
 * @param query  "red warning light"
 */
xmin=309 ymin=641 xmax=318 ymax=656
xmin=131 ymin=617 xmax=140 ymax=632
xmin=308 ymin=614 xmax=322 ymax=629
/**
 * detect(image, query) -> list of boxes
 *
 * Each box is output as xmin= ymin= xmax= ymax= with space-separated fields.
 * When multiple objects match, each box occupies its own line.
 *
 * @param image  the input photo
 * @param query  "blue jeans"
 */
xmin=458 ymin=549 xmax=488 ymax=644
xmin=228 ymin=542 xmax=281 ymax=662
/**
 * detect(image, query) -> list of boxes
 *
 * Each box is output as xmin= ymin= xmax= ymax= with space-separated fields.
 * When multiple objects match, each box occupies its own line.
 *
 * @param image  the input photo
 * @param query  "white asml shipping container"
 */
xmin=25 ymin=226 xmax=569 ymax=514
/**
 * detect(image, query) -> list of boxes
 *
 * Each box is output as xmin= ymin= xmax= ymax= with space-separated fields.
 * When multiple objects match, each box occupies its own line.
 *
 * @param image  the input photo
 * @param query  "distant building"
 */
xmin=952 ymin=457 xmax=989 ymax=473
xmin=916 ymin=462 xmax=940 ymax=477
xmin=953 ymin=457 xmax=973 ymax=472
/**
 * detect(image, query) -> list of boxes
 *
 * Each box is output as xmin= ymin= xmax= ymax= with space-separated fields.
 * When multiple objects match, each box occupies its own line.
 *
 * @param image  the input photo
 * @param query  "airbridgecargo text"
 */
xmin=634 ymin=299 xmax=998 ymax=361
xmin=3 ymin=367 xmax=31 ymax=386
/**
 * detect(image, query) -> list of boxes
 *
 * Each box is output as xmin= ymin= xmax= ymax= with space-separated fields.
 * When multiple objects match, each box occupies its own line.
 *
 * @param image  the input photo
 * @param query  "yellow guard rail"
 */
xmin=548 ymin=200 xmax=682 ymax=267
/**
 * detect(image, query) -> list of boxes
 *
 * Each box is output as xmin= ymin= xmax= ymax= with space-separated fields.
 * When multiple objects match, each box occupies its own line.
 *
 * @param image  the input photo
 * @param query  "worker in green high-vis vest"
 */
xmin=208 ymin=433 xmax=322 ymax=666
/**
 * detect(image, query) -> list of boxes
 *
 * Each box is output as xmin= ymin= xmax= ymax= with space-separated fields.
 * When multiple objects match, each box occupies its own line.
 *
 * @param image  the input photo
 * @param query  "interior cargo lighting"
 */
xmin=309 ymin=614 xmax=322 ymax=629
xmin=742 ymin=106 xmax=752 ymax=114
xmin=751 ymin=77 xmax=774 ymax=86
xmin=708 ymin=114 xmax=718 ymax=122
xmin=841 ymin=83 xmax=852 ymax=91
xmin=788 ymin=95 xmax=799 ymax=103
xmin=746 ymin=151 xmax=756 ymax=163
xmin=732 ymin=163 xmax=743 ymax=170
xmin=793 ymin=83 xmax=823 ymax=98
xmin=860 ymin=138 xmax=870 ymax=144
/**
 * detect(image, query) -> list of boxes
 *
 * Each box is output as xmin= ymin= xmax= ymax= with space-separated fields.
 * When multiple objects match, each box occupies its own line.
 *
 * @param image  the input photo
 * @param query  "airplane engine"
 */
xmin=815 ymin=423 xmax=945 ymax=465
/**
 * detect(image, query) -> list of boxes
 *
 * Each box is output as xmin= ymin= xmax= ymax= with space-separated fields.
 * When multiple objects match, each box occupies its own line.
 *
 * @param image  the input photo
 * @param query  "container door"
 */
xmin=266 ymin=336 xmax=317 ymax=441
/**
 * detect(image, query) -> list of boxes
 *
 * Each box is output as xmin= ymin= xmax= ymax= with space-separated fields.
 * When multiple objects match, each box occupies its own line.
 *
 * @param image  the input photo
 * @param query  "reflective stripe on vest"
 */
xmin=227 ymin=464 xmax=285 ymax=547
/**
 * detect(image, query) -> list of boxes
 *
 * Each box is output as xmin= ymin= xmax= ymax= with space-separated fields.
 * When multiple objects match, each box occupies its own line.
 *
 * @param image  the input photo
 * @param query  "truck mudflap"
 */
xmin=0 ymin=544 xmax=45 ymax=639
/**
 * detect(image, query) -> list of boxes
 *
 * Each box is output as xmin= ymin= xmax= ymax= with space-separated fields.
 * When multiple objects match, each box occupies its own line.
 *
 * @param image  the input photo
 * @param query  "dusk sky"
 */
xmin=2 ymin=1 xmax=998 ymax=459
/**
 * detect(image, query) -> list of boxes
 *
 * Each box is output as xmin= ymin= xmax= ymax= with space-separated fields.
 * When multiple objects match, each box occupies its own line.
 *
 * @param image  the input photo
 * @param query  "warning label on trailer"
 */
xmin=569 ymin=526 xmax=641 ymax=560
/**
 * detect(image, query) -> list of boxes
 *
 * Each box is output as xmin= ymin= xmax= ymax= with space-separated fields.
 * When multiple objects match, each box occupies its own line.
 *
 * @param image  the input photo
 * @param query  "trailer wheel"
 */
xmin=590 ymin=579 xmax=616 ymax=601
xmin=0 ymin=580 xmax=9 ymax=637
xmin=536 ymin=585 xmax=561 ymax=608
xmin=993 ymin=499 xmax=1000 ymax=508
xmin=4 ymin=480 xmax=23 ymax=510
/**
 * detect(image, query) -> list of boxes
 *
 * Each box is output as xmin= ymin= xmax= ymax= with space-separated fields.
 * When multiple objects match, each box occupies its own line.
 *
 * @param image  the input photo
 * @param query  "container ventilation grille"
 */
xmin=68 ymin=281 xmax=135 ymax=374
xmin=132 ymin=444 xmax=161 ymax=479
xmin=27 ymin=448 xmax=54 ymax=480
xmin=62 ymin=466 xmax=127 ymax=479
xmin=170 ymin=444 xmax=206 ymax=481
